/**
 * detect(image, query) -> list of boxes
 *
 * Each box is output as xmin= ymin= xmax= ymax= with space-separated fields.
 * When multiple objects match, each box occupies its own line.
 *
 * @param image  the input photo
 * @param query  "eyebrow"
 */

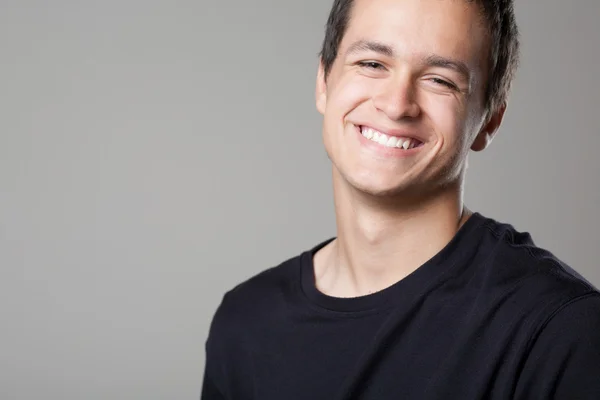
xmin=345 ymin=39 xmax=472 ymax=82
xmin=345 ymin=39 xmax=395 ymax=58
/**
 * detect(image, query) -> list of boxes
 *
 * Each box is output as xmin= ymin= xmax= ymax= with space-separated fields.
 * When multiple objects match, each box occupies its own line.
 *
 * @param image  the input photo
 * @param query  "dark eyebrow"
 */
xmin=423 ymin=54 xmax=472 ymax=82
xmin=345 ymin=40 xmax=395 ymax=58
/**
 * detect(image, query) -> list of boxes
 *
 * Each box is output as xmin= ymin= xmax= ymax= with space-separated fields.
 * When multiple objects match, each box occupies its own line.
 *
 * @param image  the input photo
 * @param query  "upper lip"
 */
xmin=356 ymin=124 xmax=428 ymax=144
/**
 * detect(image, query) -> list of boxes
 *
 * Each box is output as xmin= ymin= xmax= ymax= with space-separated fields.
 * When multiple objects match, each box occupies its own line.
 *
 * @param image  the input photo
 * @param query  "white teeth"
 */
xmin=360 ymin=126 xmax=419 ymax=149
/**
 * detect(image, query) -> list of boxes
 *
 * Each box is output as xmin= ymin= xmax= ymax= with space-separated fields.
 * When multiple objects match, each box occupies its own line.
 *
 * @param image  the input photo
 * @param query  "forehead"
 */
xmin=341 ymin=0 xmax=489 ymax=74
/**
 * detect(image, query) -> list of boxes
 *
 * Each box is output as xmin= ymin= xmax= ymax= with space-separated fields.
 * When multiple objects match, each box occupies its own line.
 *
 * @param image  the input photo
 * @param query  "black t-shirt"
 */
xmin=201 ymin=212 xmax=600 ymax=399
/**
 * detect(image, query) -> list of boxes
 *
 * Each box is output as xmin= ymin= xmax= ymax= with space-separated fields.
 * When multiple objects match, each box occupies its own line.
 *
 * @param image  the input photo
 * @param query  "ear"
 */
xmin=315 ymin=60 xmax=327 ymax=115
xmin=471 ymin=103 xmax=506 ymax=152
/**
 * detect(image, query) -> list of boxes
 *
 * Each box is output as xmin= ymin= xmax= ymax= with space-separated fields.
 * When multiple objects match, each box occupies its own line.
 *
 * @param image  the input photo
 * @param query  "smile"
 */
xmin=359 ymin=126 xmax=424 ymax=150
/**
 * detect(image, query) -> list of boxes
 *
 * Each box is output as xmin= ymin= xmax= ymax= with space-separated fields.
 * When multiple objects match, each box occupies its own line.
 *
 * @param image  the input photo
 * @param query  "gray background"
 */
xmin=1 ymin=0 xmax=598 ymax=399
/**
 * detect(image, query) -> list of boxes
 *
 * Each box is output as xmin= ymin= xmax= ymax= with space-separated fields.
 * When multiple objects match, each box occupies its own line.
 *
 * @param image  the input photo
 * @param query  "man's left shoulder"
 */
xmin=478 ymin=215 xmax=599 ymax=313
xmin=520 ymin=244 xmax=597 ymax=300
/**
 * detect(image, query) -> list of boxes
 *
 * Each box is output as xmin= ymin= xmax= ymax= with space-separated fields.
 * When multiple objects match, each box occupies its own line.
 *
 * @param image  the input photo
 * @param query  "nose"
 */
xmin=372 ymin=74 xmax=421 ymax=121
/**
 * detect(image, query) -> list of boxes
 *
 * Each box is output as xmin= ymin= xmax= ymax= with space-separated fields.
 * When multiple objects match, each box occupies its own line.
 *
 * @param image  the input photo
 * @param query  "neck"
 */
xmin=314 ymin=169 xmax=472 ymax=298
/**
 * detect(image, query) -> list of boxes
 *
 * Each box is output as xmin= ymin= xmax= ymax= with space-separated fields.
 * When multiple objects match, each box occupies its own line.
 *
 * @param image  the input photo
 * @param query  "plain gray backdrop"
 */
xmin=1 ymin=0 xmax=599 ymax=399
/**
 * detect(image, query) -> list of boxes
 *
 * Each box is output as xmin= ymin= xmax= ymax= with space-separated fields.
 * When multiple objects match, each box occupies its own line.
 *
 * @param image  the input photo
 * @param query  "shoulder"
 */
xmin=477 ymin=214 xmax=596 ymax=289
xmin=472 ymin=213 xmax=598 ymax=320
xmin=203 ymin=251 xmax=303 ymax=363
xmin=206 ymin=239 xmax=328 ymax=337
xmin=213 ymin=253 xmax=301 ymax=328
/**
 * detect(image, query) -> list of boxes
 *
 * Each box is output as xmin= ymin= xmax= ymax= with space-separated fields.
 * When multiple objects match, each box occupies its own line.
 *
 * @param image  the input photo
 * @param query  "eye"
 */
xmin=358 ymin=61 xmax=386 ymax=70
xmin=430 ymin=77 xmax=457 ymax=90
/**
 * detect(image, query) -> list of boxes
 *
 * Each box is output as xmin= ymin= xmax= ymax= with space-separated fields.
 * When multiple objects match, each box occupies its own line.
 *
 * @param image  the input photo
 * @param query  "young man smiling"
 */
xmin=202 ymin=0 xmax=600 ymax=398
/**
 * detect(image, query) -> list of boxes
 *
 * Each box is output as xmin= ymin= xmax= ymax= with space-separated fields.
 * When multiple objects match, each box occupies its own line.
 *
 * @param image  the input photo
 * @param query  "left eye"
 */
xmin=431 ymin=78 xmax=456 ymax=89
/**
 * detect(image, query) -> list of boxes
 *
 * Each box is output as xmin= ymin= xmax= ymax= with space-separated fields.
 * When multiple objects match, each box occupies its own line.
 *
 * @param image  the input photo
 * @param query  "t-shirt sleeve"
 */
xmin=201 ymin=362 xmax=227 ymax=400
xmin=514 ymin=293 xmax=600 ymax=400
xmin=200 ymin=295 xmax=231 ymax=400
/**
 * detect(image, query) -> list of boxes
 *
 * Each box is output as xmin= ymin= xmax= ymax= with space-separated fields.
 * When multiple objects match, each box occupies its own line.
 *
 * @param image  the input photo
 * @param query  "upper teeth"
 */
xmin=361 ymin=127 xmax=416 ymax=149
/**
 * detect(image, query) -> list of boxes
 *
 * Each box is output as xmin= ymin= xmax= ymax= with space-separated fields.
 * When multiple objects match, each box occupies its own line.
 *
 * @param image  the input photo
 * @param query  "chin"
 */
xmin=344 ymin=171 xmax=410 ymax=198
xmin=358 ymin=186 xmax=405 ymax=198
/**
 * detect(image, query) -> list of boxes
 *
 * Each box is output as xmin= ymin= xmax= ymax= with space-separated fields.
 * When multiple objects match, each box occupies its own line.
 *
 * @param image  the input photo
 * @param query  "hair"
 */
xmin=318 ymin=0 xmax=520 ymax=116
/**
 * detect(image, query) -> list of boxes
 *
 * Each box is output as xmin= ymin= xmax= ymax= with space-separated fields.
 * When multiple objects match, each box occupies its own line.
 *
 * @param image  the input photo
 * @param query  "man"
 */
xmin=202 ymin=0 xmax=600 ymax=398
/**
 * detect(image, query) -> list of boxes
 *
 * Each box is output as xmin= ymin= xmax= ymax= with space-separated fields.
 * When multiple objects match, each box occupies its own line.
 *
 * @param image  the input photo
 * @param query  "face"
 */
xmin=316 ymin=0 xmax=505 ymax=200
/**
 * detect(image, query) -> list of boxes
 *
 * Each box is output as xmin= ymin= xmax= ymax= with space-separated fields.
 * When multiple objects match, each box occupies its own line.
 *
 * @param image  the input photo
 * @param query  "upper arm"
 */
xmin=514 ymin=293 xmax=600 ymax=399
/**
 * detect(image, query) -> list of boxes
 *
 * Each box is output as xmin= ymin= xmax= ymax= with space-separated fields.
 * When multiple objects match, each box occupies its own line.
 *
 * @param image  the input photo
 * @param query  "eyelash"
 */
xmin=357 ymin=61 xmax=457 ymax=90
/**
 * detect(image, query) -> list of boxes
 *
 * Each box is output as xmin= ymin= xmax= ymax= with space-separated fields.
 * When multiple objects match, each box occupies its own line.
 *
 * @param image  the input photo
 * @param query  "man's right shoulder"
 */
xmin=208 ymin=251 xmax=307 ymax=334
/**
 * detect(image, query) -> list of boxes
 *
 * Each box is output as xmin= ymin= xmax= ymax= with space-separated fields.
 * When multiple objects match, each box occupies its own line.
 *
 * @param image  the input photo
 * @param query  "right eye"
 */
xmin=358 ymin=61 xmax=386 ymax=70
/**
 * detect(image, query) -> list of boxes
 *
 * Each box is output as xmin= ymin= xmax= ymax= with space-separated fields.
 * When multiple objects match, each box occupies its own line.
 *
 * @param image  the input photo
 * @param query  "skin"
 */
xmin=313 ymin=0 xmax=506 ymax=298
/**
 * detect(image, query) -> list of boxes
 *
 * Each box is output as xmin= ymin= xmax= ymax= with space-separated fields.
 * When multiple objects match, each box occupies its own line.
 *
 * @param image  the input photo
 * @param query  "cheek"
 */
xmin=322 ymin=78 xmax=372 ymax=164
xmin=322 ymin=79 xmax=368 ymax=151
xmin=326 ymin=75 xmax=372 ymax=121
xmin=423 ymin=96 xmax=467 ymax=146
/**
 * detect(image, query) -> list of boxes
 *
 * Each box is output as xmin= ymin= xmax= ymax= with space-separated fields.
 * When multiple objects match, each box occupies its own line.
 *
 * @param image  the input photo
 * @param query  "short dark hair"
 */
xmin=319 ymin=0 xmax=520 ymax=116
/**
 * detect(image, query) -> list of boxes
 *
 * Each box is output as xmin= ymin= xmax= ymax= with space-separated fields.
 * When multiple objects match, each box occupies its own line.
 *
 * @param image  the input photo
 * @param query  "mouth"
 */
xmin=357 ymin=125 xmax=425 ymax=150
